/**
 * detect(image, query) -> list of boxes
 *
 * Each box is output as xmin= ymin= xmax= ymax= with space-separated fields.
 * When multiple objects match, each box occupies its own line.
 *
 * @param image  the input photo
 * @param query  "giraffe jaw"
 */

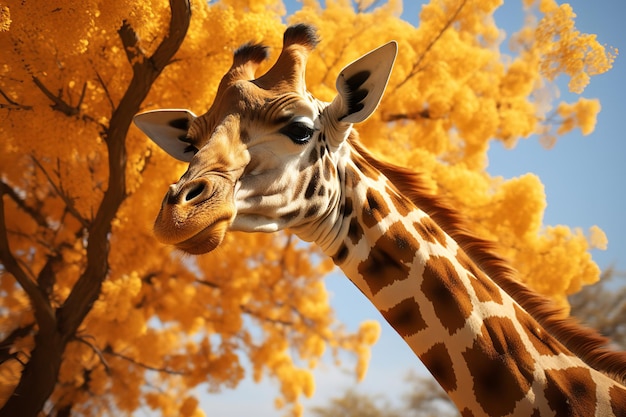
xmin=168 ymin=219 xmax=231 ymax=254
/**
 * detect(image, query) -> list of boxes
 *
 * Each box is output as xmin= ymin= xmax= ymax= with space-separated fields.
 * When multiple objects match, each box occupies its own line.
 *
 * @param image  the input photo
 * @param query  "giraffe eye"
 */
xmin=280 ymin=121 xmax=315 ymax=144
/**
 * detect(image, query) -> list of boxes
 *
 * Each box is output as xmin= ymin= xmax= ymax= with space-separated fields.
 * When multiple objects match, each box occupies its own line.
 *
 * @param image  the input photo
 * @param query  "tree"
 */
xmin=0 ymin=0 xmax=616 ymax=416
xmin=569 ymin=268 xmax=626 ymax=350
xmin=310 ymin=388 xmax=404 ymax=417
xmin=310 ymin=373 xmax=458 ymax=417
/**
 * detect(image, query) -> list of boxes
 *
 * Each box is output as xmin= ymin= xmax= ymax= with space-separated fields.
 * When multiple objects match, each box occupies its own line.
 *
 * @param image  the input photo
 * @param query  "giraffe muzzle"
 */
xmin=153 ymin=174 xmax=237 ymax=254
xmin=166 ymin=178 xmax=214 ymax=206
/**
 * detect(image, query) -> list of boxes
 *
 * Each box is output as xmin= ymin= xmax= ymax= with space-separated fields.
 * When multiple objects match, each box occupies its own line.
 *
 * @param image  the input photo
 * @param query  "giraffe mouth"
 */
xmin=171 ymin=218 xmax=231 ymax=254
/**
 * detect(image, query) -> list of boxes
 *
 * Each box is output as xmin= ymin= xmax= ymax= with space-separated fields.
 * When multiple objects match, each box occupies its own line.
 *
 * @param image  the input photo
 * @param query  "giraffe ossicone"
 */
xmin=135 ymin=24 xmax=626 ymax=416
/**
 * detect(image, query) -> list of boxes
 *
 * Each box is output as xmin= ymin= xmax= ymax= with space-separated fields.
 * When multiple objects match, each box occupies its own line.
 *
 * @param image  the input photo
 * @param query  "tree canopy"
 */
xmin=0 ymin=0 xmax=616 ymax=416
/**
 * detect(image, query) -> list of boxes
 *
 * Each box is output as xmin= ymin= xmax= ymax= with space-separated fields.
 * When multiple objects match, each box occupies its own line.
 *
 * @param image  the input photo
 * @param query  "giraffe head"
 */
xmin=135 ymin=24 xmax=396 ymax=254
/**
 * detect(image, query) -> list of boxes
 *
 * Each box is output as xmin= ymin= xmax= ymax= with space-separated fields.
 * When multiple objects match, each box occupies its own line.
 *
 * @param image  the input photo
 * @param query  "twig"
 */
xmin=75 ymin=337 xmax=110 ymax=374
xmin=94 ymin=69 xmax=115 ymax=111
xmin=394 ymin=0 xmax=468 ymax=92
xmin=1 ymin=180 xmax=49 ymax=228
xmin=103 ymin=346 xmax=186 ymax=375
xmin=30 ymin=156 xmax=89 ymax=228
xmin=0 ymin=88 xmax=32 ymax=111
xmin=31 ymin=76 xmax=79 ymax=116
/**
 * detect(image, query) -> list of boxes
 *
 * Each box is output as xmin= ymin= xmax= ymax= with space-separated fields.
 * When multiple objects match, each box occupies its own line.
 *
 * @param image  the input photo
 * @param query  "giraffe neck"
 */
xmin=296 ymin=140 xmax=626 ymax=417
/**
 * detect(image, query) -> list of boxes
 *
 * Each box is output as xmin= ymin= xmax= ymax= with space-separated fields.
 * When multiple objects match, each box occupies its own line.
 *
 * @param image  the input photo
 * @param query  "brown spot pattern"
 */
xmin=456 ymin=251 xmax=503 ymax=304
xmin=421 ymin=342 xmax=457 ymax=392
xmin=609 ymin=385 xmax=626 ymax=417
xmin=362 ymin=188 xmax=391 ymax=228
xmin=414 ymin=216 xmax=448 ymax=246
xmin=460 ymin=409 xmax=474 ymax=417
xmin=347 ymin=216 xmax=363 ymax=245
xmin=308 ymin=146 xmax=318 ymax=164
xmin=514 ymin=304 xmax=565 ymax=356
xmin=357 ymin=221 xmax=419 ymax=296
xmin=381 ymin=297 xmax=427 ymax=338
xmin=304 ymin=204 xmax=320 ymax=218
xmin=544 ymin=367 xmax=597 ymax=417
xmin=280 ymin=208 xmax=301 ymax=222
xmin=342 ymin=197 xmax=353 ymax=218
xmin=462 ymin=316 xmax=535 ymax=417
xmin=323 ymin=158 xmax=335 ymax=181
xmin=332 ymin=243 xmax=349 ymax=265
xmin=304 ymin=171 xmax=320 ymax=199
xmin=421 ymin=256 xmax=472 ymax=335
xmin=386 ymin=186 xmax=412 ymax=216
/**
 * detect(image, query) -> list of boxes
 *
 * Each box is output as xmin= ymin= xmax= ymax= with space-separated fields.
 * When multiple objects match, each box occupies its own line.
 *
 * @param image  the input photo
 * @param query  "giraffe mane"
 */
xmin=348 ymin=136 xmax=626 ymax=384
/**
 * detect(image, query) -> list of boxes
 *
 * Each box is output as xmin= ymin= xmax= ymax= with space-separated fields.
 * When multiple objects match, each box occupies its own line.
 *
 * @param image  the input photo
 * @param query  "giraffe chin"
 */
xmin=171 ymin=220 xmax=230 ymax=255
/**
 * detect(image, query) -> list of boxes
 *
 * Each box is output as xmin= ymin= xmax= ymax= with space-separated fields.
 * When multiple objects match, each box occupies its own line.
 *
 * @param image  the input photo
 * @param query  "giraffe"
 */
xmin=134 ymin=24 xmax=626 ymax=416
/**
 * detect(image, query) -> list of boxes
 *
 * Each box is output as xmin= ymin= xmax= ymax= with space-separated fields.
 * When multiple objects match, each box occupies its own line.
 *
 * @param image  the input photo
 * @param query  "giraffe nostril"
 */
xmin=183 ymin=182 xmax=206 ymax=202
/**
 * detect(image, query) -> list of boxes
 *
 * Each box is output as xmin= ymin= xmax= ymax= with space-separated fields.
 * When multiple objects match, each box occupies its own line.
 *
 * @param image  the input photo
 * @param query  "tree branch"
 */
xmin=393 ymin=0 xmax=468 ymax=92
xmin=31 ymin=76 xmax=80 ymax=116
xmin=0 ymin=183 xmax=55 ymax=331
xmin=1 ymin=180 xmax=49 ymax=228
xmin=103 ymin=346 xmax=186 ymax=375
xmin=0 ymin=88 xmax=32 ymax=111
xmin=75 ymin=337 xmax=110 ymax=374
xmin=118 ymin=21 xmax=145 ymax=68
xmin=31 ymin=157 xmax=89 ymax=228
xmin=0 ymin=324 xmax=35 ymax=365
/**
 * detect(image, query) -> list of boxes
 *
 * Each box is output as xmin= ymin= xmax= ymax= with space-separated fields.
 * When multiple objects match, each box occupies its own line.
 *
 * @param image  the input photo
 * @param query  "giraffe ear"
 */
xmin=332 ymin=41 xmax=397 ymax=124
xmin=133 ymin=109 xmax=197 ymax=162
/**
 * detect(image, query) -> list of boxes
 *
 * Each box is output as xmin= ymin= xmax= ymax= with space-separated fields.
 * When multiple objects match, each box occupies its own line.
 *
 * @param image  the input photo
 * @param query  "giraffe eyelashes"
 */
xmin=280 ymin=118 xmax=316 ymax=144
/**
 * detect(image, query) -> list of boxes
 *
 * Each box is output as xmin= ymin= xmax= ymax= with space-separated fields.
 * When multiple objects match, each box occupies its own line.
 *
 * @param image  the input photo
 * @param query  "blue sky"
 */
xmin=196 ymin=1 xmax=626 ymax=415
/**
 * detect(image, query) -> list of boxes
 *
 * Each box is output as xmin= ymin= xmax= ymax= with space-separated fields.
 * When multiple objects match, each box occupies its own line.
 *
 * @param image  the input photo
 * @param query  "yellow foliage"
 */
xmin=0 ymin=5 xmax=9 ymax=31
xmin=0 ymin=0 xmax=615 ymax=416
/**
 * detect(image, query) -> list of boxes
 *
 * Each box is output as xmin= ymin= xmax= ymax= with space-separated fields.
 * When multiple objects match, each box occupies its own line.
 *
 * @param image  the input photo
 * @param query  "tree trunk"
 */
xmin=0 ymin=330 xmax=64 ymax=417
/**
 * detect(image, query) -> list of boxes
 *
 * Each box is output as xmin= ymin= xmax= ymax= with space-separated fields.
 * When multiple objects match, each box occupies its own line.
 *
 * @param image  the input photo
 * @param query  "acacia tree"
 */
xmin=0 ymin=0 xmax=616 ymax=416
